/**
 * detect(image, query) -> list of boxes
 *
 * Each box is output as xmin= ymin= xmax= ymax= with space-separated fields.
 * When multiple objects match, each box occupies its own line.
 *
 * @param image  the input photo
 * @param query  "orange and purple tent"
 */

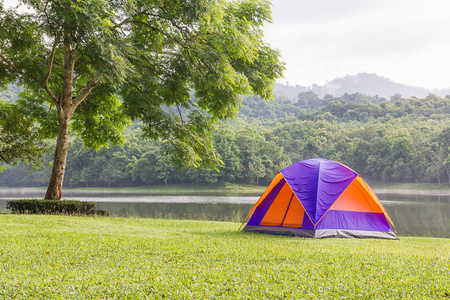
xmin=241 ymin=158 xmax=397 ymax=239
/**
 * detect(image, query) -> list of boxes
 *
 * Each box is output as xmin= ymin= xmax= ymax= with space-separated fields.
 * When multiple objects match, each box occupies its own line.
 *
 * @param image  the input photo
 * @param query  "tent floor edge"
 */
xmin=242 ymin=226 xmax=399 ymax=239
xmin=242 ymin=226 xmax=315 ymax=238
xmin=314 ymin=229 xmax=399 ymax=240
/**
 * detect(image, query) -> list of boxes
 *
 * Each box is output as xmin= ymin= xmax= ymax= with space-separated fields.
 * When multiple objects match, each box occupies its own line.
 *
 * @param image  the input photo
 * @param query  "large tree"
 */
xmin=0 ymin=0 xmax=284 ymax=199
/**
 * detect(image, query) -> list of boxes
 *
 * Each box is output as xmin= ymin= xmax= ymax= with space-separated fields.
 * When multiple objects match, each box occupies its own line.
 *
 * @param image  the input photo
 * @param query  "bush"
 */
xmin=6 ymin=199 xmax=96 ymax=215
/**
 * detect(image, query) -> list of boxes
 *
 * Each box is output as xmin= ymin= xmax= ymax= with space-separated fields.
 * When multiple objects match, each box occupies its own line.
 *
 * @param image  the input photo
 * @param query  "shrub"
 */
xmin=6 ymin=199 xmax=96 ymax=215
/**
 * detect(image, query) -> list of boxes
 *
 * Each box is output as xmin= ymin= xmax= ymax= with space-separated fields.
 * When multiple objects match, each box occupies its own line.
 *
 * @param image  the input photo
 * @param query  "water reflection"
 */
xmin=0 ymin=192 xmax=449 ymax=238
xmin=97 ymin=202 xmax=255 ymax=223
xmin=383 ymin=200 xmax=450 ymax=238
xmin=378 ymin=193 xmax=450 ymax=203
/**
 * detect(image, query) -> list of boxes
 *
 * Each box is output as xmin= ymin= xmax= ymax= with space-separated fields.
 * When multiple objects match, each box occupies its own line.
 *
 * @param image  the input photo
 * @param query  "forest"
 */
xmin=1 ymin=88 xmax=450 ymax=187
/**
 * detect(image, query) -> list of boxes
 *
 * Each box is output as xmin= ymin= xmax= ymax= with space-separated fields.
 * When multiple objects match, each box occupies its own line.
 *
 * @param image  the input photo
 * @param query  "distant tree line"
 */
xmin=1 ymin=91 xmax=450 ymax=187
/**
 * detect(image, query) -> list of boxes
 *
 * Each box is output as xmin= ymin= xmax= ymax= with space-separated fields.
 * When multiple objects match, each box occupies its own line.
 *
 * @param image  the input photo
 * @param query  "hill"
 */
xmin=276 ymin=73 xmax=450 ymax=100
xmin=4 ymin=74 xmax=450 ymax=103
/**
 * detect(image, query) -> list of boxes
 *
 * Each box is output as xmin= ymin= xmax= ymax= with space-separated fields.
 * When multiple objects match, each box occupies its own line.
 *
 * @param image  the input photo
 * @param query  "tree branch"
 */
xmin=0 ymin=151 xmax=11 ymax=164
xmin=0 ymin=54 xmax=25 ymax=75
xmin=113 ymin=11 xmax=160 ymax=29
xmin=114 ymin=17 xmax=188 ymax=50
xmin=72 ymin=71 xmax=105 ymax=108
xmin=74 ymin=61 xmax=92 ymax=71
xmin=43 ymin=38 xmax=59 ymax=104
xmin=0 ymin=53 xmax=60 ymax=104
xmin=74 ymin=53 xmax=82 ymax=64
xmin=176 ymin=101 xmax=184 ymax=124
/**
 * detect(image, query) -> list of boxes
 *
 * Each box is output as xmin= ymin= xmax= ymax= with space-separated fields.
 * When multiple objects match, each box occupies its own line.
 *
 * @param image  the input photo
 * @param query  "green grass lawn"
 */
xmin=1 ymin=215 xmax=449 ymax=299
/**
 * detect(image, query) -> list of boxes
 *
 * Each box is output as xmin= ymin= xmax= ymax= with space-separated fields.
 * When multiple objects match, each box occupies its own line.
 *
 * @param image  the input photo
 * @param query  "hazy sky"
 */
xmin=3 ymin=0 xmax=450 ymax=89
xmin=264 ymin=0 xmax=450 ymax=89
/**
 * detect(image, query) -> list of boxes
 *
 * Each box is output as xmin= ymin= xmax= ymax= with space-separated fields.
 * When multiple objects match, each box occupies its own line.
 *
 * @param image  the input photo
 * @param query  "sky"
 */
xmin=3 ymin=0 xmax=450 ymax=90
xmin=263 ymin=0 xmax=450 ymax=90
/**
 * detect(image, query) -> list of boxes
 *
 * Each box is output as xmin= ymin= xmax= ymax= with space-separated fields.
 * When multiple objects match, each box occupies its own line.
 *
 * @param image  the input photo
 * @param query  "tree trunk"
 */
xmin=437 ymin=165 xmax=441 ymax=186
xmin=44 ymin=44 xmax=74 ymax=200
xmin=444 ymin=165 xmax=450 ymax=185
xmin=44 ymin=115 xmax=71 ymax=199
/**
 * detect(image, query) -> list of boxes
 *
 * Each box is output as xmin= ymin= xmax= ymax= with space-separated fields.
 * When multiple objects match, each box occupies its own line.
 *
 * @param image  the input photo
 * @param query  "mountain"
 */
xmin=3 ymin=73 xmax=450 ymax=104
xmin=273 ymin=84 xmax=308 ymax=100
xmin=275 ymin=73 xmax=450 ymax=100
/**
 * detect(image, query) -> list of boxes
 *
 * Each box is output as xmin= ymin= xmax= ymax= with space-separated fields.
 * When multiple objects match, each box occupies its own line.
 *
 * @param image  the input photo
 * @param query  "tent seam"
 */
xmin=280 ymin=193 xmax=295 ymax=226
xmin=282 ymin=176 xmax=315 ymax=227
xmin=314 ymin=176 xmax=357 ymax=226
xmin=314 ymin=159 xmax=322 ymax=223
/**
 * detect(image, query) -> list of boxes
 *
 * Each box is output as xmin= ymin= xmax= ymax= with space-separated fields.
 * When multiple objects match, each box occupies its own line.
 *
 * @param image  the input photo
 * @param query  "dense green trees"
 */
xmin=2 ymin=92 xmax=450 ymax=187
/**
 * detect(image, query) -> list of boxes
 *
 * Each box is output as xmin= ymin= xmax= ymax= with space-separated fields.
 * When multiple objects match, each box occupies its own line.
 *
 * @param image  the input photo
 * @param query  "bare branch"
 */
xmin=43 ymin=38 xmax=59 ymax=104
xmin=176 ymin=101 xmax=184 ymax=124
xmin=1 ymin=50 xmax=63 ymax=106
xmin=142 ymin=65 xmax=166 ymax=83
xmin=0 ymin=54 xmax=25 ymax=75
xmin=73 ymin=53 xmax=82 ymax=64
xmin=114 ymin=17 xmax=188 ymax=50
xmin=73 ymin=46 xmax=95 ymax=70
xmin=113 ymin=11 xmax=160 ymax=29
xmin=127 ymin=83 xmax=143 ymax=92
xmin=0 ymin=151 xmax=11 ymax=164
xmin=74 ymin=61 xmax=93 ymax=71
xmin=72 ymin=71 xmax=106 ymax=108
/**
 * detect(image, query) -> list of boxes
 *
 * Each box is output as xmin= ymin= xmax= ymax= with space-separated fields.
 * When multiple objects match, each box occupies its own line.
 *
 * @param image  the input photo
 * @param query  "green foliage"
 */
xmin=239 ymin=96 xmax=302 ymax=120
xmin=0 ymin=215 xmax=449 ymax=298
xmin=71 ymin=89 xmax=131 ymax=151
xmin=6 ymin=199 xmax=96 ymax=214
xmin=296 ymin=91 xmax=386 ymax=112
xmin=0 ymin=100 xmax=51 ymax=171
xmin=309 ymin=94 xmax=450 ymax=121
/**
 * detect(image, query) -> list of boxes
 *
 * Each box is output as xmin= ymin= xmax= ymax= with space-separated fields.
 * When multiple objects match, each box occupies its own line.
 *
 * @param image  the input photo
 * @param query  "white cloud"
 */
xmin=264 ymin=0 xmax=450 ymax=89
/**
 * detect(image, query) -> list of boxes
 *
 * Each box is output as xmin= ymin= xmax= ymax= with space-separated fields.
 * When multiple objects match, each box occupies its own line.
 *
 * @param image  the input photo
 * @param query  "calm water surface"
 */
xmin=0 ymin=189 xmax=449 ymax=238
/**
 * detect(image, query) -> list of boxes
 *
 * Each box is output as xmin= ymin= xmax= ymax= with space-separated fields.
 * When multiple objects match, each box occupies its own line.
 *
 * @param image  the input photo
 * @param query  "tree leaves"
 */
xmin=0 ymin=101 xmax=51 ymax=171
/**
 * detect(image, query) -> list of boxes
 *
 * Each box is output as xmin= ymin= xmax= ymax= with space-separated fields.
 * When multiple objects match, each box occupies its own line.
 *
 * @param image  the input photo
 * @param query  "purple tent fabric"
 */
xmin=316 ymin=211 xmax=391 ymax=232
xmin=280 ymin=158 xmax=357 ymax=224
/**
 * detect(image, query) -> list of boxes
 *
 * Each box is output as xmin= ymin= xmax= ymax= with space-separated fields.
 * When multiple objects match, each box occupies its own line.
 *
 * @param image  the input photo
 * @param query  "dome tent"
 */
xmin=241 ymin=158 xmax=397 ymax=239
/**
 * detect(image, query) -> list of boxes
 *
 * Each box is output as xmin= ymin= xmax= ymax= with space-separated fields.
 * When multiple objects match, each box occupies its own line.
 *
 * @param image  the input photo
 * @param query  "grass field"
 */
xmin=1 ymin=215 xmax=449 ymax=299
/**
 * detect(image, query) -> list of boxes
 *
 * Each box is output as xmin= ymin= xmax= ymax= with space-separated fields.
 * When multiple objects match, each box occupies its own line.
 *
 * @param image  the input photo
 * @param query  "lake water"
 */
xmin=0 ymin=189 xmax=449 ymax=238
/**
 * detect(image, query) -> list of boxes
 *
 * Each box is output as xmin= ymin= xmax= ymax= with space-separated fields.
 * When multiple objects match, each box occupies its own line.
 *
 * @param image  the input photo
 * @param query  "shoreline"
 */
xmin=1 ymin=182 xmax=450 ymax=196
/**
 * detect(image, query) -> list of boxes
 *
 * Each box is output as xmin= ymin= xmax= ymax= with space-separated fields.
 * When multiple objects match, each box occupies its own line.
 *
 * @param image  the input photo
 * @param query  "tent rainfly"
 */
xmin=241 ymin=158 xmax=398 ymax=239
